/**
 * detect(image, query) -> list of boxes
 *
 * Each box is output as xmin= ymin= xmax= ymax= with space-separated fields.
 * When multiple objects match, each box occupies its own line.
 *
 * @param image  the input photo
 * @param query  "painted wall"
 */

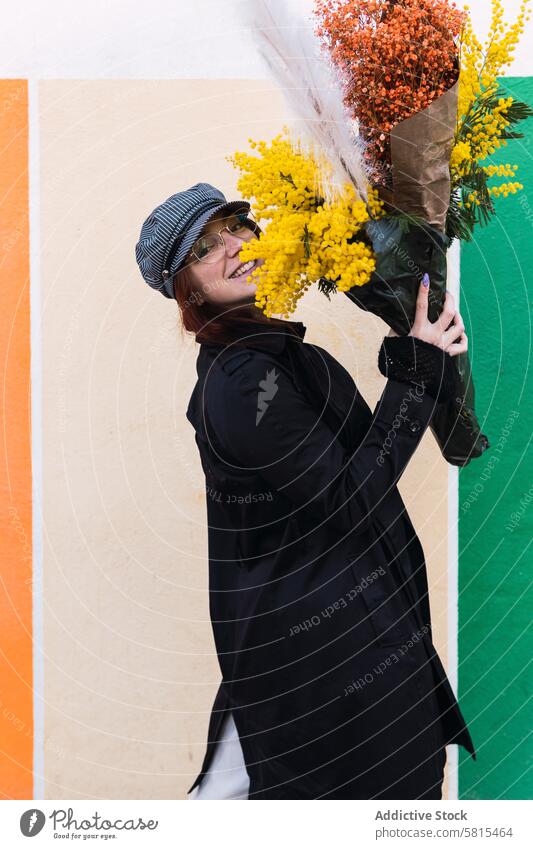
xmin=0 ymin=80 xmax=32 ymax=800
xmin=459 ymin=77 xmax=533 ymax=799
xmin=36 ymin=78 xmax=450 ymax=799
xmin=0 ymin=0 xmax=531 ymax=78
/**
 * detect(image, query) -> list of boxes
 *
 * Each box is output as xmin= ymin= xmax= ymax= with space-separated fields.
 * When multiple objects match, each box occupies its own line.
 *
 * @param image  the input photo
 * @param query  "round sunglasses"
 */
xmin=186 ymin=208 xmax=258 ymax=266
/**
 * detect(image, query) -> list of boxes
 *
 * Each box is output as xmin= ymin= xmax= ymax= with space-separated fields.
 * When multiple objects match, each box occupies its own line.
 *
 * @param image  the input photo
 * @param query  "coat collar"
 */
xmin=196 ymin=318 xmax=307 ymax=354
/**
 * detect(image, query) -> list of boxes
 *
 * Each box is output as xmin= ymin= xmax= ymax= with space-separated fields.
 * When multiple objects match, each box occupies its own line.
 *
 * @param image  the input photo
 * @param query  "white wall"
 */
xmin=1 ymin=0 xmax=531 ymax=79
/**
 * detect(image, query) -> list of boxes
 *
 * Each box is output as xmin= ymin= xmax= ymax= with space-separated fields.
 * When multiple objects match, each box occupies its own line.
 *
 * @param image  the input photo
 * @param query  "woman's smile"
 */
xmin=228 ymin=259 xmax=258 ymax=279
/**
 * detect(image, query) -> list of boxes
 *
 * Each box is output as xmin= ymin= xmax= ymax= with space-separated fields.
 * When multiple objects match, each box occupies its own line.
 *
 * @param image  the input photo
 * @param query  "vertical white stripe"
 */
xmin=446 ymin=237 xmax=461 ymax=801
xmin=29 ymin=79 xmax=44 ymax=800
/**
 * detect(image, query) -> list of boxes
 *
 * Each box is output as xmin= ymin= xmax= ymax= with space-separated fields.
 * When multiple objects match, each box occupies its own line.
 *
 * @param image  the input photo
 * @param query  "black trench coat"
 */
xmin=185 ymin=317 xmax=476 ymax=800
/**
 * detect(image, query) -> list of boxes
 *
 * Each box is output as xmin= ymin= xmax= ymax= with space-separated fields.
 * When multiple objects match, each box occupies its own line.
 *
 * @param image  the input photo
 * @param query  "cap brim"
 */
xmin=169 ymin=200 xmax=250 ymax=279
xmin=166 ymin=199 xmax=251 ymax=298
xmin=203 ymin=200 xmax=251 ymax=227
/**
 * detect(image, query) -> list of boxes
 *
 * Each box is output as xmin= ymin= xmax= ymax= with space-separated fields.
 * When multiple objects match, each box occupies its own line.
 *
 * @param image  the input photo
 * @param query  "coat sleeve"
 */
xmin=205 ymin=347 xmax=438 ymax=537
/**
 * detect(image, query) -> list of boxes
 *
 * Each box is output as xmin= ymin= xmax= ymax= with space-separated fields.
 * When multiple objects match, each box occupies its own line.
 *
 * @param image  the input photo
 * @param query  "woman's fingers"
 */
xmin=409 ymin=278 xmax=467 ymax=356
xmin=446 ymin=332 xmax=468 ymax=357
xmin=437 ymin=291 xmax=456 ymax=331
xmin=442 ymin=311 xmax=465 ymax=347
xmin=411 ymin=273 xmax=430 ymax=334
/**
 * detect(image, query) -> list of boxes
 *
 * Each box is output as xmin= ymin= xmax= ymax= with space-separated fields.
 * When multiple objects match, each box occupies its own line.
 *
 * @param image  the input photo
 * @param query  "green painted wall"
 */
xmin=459 ymin=77 xmax=533 ymax=800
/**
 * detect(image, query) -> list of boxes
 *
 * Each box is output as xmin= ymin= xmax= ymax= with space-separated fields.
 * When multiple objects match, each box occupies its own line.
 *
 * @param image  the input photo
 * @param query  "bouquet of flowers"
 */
xmin=230 ymin=0 xmax=531 ymax=466
xmin=227 ymin=131 xmax=383 ymax=317
xmin=315 ymin=0 xmax=531 ymax=239
xmin=448 ymin=0 xmax=531 ymax=239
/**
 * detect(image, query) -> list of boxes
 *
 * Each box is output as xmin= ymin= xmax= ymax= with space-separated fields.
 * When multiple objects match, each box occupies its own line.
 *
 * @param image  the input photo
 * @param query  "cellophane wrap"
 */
xmin=345 ymin=217 xmax=489 ymax=466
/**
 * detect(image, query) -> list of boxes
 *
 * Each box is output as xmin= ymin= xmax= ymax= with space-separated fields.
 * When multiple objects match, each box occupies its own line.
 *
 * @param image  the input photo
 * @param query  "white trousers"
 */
xmin=187 ymin=710 xmax=250 ymax=800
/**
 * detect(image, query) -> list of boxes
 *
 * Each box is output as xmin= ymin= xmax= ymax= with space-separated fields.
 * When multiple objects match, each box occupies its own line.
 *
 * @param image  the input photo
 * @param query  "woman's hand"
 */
xmin=388 ymin=273 xmax=468 ymax=357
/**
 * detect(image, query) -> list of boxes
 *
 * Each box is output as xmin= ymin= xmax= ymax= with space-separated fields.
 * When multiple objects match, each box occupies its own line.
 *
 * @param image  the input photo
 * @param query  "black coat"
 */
xmin=185 ymin=317 xmax=476 ymax=799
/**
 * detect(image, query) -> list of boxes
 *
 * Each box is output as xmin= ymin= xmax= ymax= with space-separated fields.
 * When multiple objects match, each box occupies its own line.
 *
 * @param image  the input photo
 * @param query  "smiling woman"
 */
xmin=174 ymin=207 xmax=262 ymax=305
xmin=136 ymin=182 xmax=305 ymax=347
xmin=134 ymin=180 xmax=474 ymax=801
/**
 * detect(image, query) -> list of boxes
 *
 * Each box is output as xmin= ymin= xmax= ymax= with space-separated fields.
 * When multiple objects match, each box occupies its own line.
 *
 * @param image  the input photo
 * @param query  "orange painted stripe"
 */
xmin=0 ymin=80 xmax=32 ymax=799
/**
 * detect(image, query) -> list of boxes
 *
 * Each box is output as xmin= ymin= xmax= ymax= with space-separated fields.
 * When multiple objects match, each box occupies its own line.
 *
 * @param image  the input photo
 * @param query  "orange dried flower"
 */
xmin=314 ymin=0 xmax=466 ymax=187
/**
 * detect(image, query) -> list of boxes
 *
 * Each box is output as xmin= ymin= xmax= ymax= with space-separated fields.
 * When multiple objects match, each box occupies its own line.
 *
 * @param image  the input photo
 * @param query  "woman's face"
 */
xmin=178 ymin=211 xmax=264 ymax=308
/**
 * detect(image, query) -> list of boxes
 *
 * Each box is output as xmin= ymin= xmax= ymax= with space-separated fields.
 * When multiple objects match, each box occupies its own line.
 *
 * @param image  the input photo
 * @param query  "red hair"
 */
xmin=172 ymin=264 xmax=300 ymax=347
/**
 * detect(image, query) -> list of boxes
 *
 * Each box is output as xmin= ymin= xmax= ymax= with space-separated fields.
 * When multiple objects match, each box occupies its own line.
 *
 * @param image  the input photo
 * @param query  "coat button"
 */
xmin=408 ymin=418 xmax=421 ymax=433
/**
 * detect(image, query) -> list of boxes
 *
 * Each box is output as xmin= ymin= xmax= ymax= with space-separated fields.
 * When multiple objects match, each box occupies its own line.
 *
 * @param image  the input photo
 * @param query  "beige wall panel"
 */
xmin=40 ymin=79 xmax=450 ymax=799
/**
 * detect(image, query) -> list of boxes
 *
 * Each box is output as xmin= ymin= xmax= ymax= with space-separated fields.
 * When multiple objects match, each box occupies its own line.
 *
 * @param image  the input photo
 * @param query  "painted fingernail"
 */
xmin=422 ymin=273 xmax=430 ymax=288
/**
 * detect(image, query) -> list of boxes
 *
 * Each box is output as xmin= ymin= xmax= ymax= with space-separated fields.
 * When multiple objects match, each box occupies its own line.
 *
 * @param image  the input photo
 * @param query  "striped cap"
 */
xmin=135 ymin=182 xmax=250 ymax=299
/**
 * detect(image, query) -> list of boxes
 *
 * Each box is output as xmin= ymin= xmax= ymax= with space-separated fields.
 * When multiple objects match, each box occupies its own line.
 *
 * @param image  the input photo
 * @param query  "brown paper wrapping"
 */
xmin=387 ymin=80 xmax=459 ymax=232
xmin=351 ymin=81 xmax=489 ymax=466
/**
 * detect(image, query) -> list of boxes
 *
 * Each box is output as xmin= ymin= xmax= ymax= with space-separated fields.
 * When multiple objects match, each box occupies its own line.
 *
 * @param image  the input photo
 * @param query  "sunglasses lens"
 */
xmin=194 ymin=234 xmax=222 ymax=262
xmin=192 ymin=208 xmax=258 ymax=264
